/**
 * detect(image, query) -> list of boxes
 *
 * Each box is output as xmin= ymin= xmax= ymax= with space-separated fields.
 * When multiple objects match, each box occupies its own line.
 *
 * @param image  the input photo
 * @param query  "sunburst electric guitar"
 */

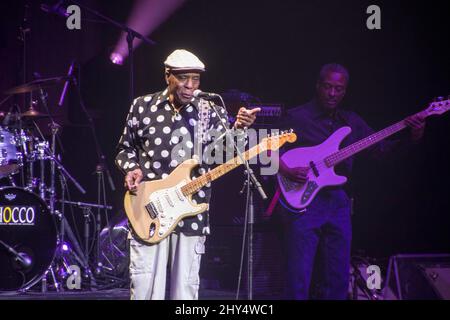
xmin=277 ymin=98 xmax=450 ymax=210
xmin=124 ymin=130 xmax=297 ymax=244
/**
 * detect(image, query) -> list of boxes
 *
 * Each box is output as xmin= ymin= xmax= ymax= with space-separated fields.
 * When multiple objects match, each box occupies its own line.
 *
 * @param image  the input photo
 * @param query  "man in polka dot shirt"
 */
xmin=115 ymin=49 xmax=260 ymax=300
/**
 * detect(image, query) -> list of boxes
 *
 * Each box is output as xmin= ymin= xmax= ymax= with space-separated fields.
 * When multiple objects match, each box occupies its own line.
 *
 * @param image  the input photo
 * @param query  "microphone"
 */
xmin=0 ymin=240 xmax=33 ymax=269
xmin=41 ymin=0 xmax=69 ymax=18
xmin=15 ymin=252 xmax=33 ymax=269
xmin=58 ymin=60 xmax=76 ymax=108
xmin=33 ymin=72 xmax=50 ymax=111
xmin=193 ymin=89 xmax=219 ymax=99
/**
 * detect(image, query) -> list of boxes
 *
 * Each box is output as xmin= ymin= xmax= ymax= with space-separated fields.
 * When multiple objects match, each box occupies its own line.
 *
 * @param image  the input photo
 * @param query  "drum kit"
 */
xmin=0 ymin=77 xmax=126 ymax=293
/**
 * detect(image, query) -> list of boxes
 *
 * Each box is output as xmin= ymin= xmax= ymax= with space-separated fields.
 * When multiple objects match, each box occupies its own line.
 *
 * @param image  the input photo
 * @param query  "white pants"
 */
xmin=129 ymin=232 xmax=206 ymax=300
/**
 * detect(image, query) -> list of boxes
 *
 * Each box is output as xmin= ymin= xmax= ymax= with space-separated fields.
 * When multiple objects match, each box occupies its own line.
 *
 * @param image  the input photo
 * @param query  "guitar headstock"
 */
xmin=261 ymin=129 xmax=297 ymax=151
xmin=424 ymin=96 xmax=450 ymax=116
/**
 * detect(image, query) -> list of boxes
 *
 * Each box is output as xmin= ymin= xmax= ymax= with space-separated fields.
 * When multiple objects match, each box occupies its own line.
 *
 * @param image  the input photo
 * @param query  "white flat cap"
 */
xmin=164 ymin=49 xmax=205 ymax=72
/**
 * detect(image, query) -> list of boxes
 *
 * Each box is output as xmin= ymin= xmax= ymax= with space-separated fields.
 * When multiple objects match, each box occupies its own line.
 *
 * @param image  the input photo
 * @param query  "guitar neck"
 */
xmin=325 ymin=110 xmax=425 ymax=167
xmin=181 ymin=144 xmax=263 ymax=196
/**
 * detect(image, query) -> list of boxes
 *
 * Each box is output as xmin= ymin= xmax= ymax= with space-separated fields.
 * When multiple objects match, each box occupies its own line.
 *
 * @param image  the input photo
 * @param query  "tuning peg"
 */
xmin=437 ymin=96 xmax=444 ymax=102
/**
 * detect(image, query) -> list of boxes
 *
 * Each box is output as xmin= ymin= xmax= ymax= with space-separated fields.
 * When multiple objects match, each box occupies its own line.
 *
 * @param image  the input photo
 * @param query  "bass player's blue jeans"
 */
xmin=280 ymin=189 xmax=352 ymax=300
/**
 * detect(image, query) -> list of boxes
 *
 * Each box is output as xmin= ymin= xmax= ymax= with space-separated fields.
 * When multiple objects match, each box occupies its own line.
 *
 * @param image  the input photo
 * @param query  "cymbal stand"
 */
xmin=49 ymin=146 xmax=98 ymax=290
xmin=49 ymin=122 xmax=60 ymax=216
xmin=36 ymin=140 xmax=48 ymax=200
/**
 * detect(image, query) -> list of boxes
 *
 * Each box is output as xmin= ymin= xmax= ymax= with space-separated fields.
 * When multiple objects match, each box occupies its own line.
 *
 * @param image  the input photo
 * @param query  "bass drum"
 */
xmin=0 ymin=187 xmax=57 ymax=291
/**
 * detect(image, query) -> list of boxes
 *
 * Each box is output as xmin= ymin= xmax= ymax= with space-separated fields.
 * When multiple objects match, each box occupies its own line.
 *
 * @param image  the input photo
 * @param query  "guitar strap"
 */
xmin=264 ymin=186 xmax=281 ymax=217
xmin=197 ymin=98 xmax=211 ymax=149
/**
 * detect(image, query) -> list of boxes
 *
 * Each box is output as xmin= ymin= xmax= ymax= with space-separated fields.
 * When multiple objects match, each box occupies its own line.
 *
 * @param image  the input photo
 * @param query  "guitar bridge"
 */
xmin=145 ymin=202 xmax=158 ymax=219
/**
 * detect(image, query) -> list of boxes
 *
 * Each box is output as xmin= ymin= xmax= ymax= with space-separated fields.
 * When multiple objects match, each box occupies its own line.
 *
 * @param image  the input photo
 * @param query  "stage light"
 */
xmin=62 ymin=243 xmax=69 ymax=252
xmin=111 ymin=0 xmax=187 ymax=64
xmin=110 ymin=52 xmax=124 ymax=65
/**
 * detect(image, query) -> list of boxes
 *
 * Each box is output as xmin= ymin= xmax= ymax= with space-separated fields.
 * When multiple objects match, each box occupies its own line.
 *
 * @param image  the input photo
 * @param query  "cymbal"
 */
xmin=21 ymin=107 xmax=50 ymax=119
xmin=4 ymin=76 xmax=69 ymax=95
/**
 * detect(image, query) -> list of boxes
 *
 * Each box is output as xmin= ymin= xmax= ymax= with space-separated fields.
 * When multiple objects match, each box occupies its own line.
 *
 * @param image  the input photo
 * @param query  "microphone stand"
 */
xmin=207 ymin=96 xmax=267 ymax=301
xmin=65 ymin=0 xmax=156 ymax=105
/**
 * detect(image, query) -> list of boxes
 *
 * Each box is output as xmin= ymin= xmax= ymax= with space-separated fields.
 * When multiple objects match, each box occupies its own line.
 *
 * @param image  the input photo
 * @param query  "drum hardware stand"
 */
xmin=82 ymin=206 xmax=93 ymax=268
xmin=71 ymin=67 xmax=117 ymax=279
xmin=36 ymin=140 xmax=48 ymax=200
xmin=32 ymin=86 xmax=97 ymax=291
xmin=14 ymin=104 xmax=27 ymax=187
xmin=94 ymin=162 xmax=113 ymax=277
xmin=52 ymin=153 xmax=98 ymax=291
xmin=55 ymin=199 xmax=117 ymax=287
xmin=49 ymin=122 xmax=60 ymax=215
xmin=33 ymin=158 xmax=92 ymax=292
xmin=8 ymin=176 xmax=16 ymax=187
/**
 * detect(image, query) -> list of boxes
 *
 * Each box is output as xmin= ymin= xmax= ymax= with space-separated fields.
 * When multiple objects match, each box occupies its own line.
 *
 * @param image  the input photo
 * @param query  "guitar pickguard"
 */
xmin=147 ymin=182 xmax=200 ymax=238
xmin=301 ymin=180 xmax=318 ymax=205
xmin=280 ymin=175 xmax=300 ymax=192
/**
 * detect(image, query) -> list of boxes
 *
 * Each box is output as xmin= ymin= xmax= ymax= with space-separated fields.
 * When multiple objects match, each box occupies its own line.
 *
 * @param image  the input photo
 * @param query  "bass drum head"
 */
xmin=0 ymin=187 xmax=57 ymax=291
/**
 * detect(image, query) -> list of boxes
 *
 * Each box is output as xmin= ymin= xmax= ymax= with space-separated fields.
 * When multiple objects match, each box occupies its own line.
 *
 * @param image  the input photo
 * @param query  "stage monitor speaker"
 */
xmin=421 ymin=266 xmax=450 ymax=299
xmin=383 ymin=254 xmax=450 ymax=300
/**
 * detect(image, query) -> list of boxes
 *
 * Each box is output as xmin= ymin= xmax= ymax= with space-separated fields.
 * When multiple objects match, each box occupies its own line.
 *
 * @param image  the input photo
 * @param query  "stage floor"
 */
xmin=0 ymin=288 xmax=278 ymax=300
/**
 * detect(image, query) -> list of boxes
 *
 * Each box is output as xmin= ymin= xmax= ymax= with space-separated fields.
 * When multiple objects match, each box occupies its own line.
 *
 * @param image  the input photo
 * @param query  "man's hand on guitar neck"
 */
xmin=405 ymin=114 xmax=426 ymax=142
xmin=279 ymin=159 xmax=309 ymax=183
xmin=125 ymin=168 xmax=143 ymax=191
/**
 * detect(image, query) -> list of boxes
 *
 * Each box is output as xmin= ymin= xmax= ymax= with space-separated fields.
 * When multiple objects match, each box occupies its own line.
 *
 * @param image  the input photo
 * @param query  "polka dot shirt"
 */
xmin=115 ymin=89 xmax=246 ymax=236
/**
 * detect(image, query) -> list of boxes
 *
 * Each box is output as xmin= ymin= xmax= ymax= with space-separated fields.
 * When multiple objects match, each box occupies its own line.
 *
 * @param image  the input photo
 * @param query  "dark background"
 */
xmin=1 ymin=0 xmax=449 ymax=280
